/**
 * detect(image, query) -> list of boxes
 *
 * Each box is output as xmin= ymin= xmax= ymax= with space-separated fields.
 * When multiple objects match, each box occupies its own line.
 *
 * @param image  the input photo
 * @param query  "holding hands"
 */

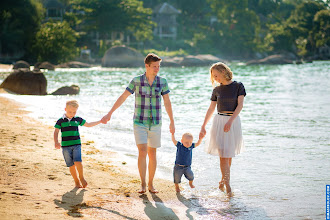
xmin=101 ymin=113 xmax=111 ymax=124
xmin=199 ymin=126 xmax=206 ymax=139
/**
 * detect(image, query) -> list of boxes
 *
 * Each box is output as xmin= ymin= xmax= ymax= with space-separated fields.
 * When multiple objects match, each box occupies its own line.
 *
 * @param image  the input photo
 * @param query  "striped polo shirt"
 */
xmin=54 ymin=115 xmax=86 ymax=147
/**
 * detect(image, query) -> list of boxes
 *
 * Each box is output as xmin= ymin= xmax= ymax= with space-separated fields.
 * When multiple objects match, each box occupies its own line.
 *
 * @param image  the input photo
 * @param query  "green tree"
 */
xmin=208 ymin=0 xmax=261 ymax=57
xmin=0 ymin=0 xmax=43 ymax=61
xmin=312 ymin=9 xmax=330 ymax=48
xmin=74 ymin=0 xmax=154 ymax=43
xmin=286 ymin=1 xmax=326 ymax=56
xmin=33 ymin=21 xmax=78 ymax=64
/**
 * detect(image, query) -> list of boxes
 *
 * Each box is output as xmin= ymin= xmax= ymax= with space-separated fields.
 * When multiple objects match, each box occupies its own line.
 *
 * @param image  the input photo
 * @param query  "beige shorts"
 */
xmin=133 ymin=122 xmax=161 ymax=148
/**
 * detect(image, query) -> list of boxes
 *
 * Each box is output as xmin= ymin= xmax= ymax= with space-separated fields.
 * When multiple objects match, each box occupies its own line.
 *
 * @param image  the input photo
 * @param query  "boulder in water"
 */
xmin=0 ymin=69 xmax=47 ymax=95
xmin=102 ymin=46 xmax=144 ymax=67
xmin=51 ymin=85 xmax=80 ymax=95
xmin=13 ymin=60 xmax=30 ymax=69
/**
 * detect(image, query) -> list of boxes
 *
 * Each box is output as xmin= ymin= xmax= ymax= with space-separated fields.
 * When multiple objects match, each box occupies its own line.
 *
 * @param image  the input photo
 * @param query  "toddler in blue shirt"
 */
xmin=171 ymin=132 xmax=203 ymax=192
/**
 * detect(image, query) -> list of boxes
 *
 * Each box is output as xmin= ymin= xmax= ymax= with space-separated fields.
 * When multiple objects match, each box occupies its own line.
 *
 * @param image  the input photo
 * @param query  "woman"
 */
xmin=199 ymin=62 xmax=246 ymax=196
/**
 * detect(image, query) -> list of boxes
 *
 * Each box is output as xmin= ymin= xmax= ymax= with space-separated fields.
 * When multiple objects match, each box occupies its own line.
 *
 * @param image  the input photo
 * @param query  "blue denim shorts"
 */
xmin=173 ymin=164 xmax=194 ymax=183
xmin=133 ymin=122 xmax=161 ymax=148
xmin=62 ymin=144 xmax=82 ymax=167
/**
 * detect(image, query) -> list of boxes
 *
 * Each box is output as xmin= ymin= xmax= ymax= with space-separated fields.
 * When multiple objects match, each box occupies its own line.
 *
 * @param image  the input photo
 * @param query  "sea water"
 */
xmin=1 ymin=61 xmax=329 ymax=219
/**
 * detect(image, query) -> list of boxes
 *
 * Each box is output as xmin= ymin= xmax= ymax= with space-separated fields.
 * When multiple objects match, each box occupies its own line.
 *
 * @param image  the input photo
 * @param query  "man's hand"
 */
xmin=101 ymin=113 xmax=111 ymax=124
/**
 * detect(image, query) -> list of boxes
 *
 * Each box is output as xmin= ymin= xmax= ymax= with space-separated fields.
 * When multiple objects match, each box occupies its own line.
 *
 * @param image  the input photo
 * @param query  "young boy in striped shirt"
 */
xmin=54 ymin=100 xmax=102 ymax=188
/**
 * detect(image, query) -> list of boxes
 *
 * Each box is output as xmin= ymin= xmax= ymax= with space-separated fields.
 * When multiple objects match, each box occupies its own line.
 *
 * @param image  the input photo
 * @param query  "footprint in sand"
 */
xmin=48 ymin=175 xmax=57 ymax=180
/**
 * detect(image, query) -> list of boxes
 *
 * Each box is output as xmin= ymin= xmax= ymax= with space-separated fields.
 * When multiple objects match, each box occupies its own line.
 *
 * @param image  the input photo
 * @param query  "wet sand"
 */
xmin=0 ymin=90 xmax=198 ymax=219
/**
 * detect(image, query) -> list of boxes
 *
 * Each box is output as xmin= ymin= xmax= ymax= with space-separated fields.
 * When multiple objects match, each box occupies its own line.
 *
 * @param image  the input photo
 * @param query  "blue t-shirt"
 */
xmin=175 ymin=141 xmax=195 ymax=166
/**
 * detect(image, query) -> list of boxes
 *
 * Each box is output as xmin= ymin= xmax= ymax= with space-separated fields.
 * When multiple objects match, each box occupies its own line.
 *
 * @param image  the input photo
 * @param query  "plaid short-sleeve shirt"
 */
xmin=126 ymin=73 xmax=170 ymax=125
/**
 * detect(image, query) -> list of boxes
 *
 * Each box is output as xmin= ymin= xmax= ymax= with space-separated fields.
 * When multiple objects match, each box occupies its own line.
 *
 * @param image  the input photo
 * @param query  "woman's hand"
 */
xmin=199 ymin=126 xmax=206 ymax=139
xmin=224 ymin=120 xmax=233 ymax=132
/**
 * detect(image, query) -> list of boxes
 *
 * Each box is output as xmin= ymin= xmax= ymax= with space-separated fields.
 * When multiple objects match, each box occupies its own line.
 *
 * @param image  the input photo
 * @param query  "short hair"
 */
xmin=144 ymin=53 xmax=162 ymax=65
xmin=66 ymin=100 xmax=79 ymax=108
xmin=182 ymin=133 xmax=193 ymax=140
xmin=210 ymin=62 xmax=233 ymax=86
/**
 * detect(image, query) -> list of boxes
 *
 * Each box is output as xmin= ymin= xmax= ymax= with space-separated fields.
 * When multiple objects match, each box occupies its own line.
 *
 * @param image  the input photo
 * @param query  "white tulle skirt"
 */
xmin=205 ymin=114 xmax=245 ymax=158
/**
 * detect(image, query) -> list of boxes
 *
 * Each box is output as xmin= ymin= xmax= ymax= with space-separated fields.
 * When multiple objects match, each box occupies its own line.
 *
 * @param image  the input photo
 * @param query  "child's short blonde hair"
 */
xmin=66 ymin=100 xmax=79 ymax=108
xmin=182 ymin=133 xmax=193 ymax=140
xmin=210 ymin=62 xmax=233 ymax=86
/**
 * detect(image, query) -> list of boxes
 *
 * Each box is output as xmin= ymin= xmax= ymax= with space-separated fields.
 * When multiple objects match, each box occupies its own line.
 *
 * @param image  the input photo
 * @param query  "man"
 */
xmin=101 ymin=53 xmax=175 ymax=193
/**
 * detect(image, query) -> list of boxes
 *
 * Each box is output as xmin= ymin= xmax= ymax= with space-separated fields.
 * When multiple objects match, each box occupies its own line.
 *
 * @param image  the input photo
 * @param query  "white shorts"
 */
xmin=133 ymin=123 xmax=162 ymax=148
xmin=205 ymin=114 xmax=245 ymax=158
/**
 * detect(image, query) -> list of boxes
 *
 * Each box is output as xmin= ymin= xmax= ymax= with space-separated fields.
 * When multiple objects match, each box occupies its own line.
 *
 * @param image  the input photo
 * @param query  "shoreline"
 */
xmin=0 ymin=91 xmax=199 ymax=219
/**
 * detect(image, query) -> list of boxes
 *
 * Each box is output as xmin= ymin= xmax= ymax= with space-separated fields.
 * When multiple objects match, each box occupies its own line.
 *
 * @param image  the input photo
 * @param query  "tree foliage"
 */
xmin=1 ymin=0 xmax=329 ymax=62
xmin=0 ymin=0 xmax=43 ymax=59
xmin=33 ymin=21 xmax=77 ymax=64
xmin=312 ymin=9 xmax=330 ymax=48
xmin=73 ymin=0 xmax=154 ymax=42
xmin=207 ymin=0 xmax=262 ymax=57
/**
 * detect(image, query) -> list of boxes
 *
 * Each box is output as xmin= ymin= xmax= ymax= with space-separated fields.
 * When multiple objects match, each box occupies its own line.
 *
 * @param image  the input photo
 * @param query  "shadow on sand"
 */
xmin=54 ymin=188 xmax=137 ymax=219
xmin=140 ymin=193 xmax=180 ymax=220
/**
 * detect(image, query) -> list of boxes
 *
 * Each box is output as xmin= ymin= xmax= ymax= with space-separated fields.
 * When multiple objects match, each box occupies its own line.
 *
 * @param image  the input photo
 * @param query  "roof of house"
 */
xmin=44 ymin=0 xmax=65 ymax=9
xmin=154 ymin=3 xmax=180 ymax=14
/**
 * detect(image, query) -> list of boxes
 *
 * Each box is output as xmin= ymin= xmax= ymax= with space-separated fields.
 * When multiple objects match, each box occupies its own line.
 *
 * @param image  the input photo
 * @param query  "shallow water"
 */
xmin=1 ymin=61 xmax=329 ymax=219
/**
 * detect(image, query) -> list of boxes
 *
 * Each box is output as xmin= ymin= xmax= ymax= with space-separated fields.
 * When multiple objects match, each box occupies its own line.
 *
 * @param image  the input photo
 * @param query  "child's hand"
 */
xmin=55 ymin=142 xmax=61 ymax=149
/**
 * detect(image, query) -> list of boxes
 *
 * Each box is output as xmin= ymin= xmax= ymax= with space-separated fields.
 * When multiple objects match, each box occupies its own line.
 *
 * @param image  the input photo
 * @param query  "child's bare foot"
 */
xmin=219 ymin=181 xmax=225 ymax=191
xmin=175 ymin=184 xmax=180 ymax=192
xmin=189 ymin=181 xmax=195 ymax=189
xmin=81 ymin=179 xmax=88 ymax=188
xmin=74 ymin=180 xmax=82 ymax=188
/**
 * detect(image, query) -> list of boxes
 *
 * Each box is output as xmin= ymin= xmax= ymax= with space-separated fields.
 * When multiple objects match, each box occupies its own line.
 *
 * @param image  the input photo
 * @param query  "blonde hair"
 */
xmin=66 ymin=100 xmax=79 ymax=108
xmin=182 ymin=133 xmax=193 ymax=141
xmin=210 ymin=62 xmax=233 ymax=86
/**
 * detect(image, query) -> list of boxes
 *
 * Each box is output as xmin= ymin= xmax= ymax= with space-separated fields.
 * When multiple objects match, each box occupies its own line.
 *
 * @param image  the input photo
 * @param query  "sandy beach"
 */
xmin=0 ymin=90 xmax=200 ymax=220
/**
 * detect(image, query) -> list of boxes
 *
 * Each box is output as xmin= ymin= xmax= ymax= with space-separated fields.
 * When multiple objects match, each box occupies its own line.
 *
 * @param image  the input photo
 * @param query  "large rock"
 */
xmin=13 ymin=60 xmax=30 ymax=69
xmin=161 ymin=57 xmax=183 ymax=67
xmin=102 ymin=46 xmax=144 ymax=67
xmin=57 ymin=61 xmax=91 ymax=68
xmin=180 ymin=54 xmax=223 ymax=66
xmin=34 ymin=61 xmax=56 ymax=70
xmin=0 ymin=69 xmax=47 ymax=95
xmin=51 ymin=85 xmax=80 ymax=95
xmin=246 ymin=54 xmax=294 ymax=65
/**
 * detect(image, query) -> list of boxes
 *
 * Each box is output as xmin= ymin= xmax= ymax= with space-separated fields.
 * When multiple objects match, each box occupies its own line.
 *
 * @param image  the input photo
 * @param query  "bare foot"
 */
xmin=219 ymin=181 xmax=225 ymax=192
xmin=175 ymin=184 xmax=181 ymax=192
xmin=148 ymin=186 xmax=159 ymax=193
xmin=138 ymin=185 xmax=146 ymax=194
xmin=81 ymin=179 xmax=88 ymax=188
xmin=225 ymin=183 xmax=232 ymax=195
xmin=75 ymin=180 xmax=82 ymax=188
xmin=227 ymin=192 xmax=234 ymax=197
xmin=189 ymin=181 xmax=195 ymax=189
